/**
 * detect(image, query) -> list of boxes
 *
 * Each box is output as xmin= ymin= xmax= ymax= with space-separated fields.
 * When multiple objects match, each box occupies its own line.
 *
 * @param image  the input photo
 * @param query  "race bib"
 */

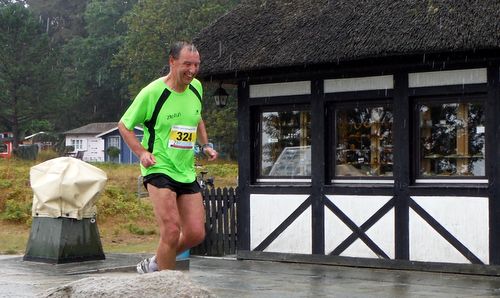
xmin=168 ymin=125 xmax=197 ymax=150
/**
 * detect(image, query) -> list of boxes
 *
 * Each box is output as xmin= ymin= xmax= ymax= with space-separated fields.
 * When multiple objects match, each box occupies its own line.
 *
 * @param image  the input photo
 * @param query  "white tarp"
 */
xmin=30 ymin=157 xmax=107 ymax=220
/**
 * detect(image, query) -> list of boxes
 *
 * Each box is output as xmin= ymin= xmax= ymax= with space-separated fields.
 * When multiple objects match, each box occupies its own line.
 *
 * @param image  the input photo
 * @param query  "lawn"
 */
xmin=0 ymin=156 xmax=237 ymax=255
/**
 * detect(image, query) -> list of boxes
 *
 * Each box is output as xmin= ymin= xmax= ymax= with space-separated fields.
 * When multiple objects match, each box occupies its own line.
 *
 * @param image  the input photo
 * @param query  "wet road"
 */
xmin=1 ymin=254 xmax=500 ymax=297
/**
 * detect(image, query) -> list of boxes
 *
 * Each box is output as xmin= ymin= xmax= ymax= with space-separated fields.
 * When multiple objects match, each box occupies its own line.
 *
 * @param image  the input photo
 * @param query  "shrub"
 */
xmin=1 ymin=199 xmax=31 ymax=223
xmin=106 ymin=146 xmax=120 ymax=162
xmin=13 ymin=145 xmax=38 ymax=160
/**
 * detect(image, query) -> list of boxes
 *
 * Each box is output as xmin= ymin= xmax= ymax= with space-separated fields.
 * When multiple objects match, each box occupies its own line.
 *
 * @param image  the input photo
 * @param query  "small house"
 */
xmin=96 ymin=126 xmax=143 ymax=164
xmin=63 ymin=122 xmax=117 ymax=162
xmin=194 ymin=0 xmax=500 ymax=274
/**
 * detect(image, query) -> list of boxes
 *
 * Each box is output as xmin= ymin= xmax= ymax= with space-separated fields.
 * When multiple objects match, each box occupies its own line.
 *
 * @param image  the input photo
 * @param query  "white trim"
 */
xmin=332 ymin=179 xmax=394 ymax=184
xmin=324 ymin=75 xmax=394 ymax=93
xmin=408 ymin=68 xmax=487 ymax=88
xmin=256 ymin=178 xmax=311 ymax=183
xmin=249 ymin=81 xmax=311 ymax=98
xmin=96 ymin=125 xmax=143 ymax=138
xmin=415 ymin=179 xmax=488 ymax=184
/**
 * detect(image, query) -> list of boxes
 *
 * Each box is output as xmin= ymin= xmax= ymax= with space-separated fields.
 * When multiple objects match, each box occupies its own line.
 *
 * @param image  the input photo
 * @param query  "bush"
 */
xmin=13 ymin=145 xmax=38 ymax=160
xmin=107 ymin=146 xmax=120 ymax=162
xmin=1 ymin=199 xmax=31 ymax=223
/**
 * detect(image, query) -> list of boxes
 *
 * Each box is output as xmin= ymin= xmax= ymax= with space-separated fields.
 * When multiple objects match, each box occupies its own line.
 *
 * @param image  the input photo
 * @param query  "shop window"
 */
xmin=417 ymin=100 xmax=485 ymax=178
xmin=334 ymin=104 xmax=393 ymax=178
xmin=259 ymin=108 xmax=311 ymax=178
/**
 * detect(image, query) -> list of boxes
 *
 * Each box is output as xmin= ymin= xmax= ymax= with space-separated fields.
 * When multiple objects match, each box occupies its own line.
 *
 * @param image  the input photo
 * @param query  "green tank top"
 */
xmin=120 ymin=77 xmax=203 ymax=183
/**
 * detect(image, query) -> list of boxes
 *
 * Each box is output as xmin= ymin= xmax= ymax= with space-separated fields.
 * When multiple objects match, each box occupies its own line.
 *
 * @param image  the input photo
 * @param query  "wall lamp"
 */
xmin=212 ymin=82 xmax=229 ymax=108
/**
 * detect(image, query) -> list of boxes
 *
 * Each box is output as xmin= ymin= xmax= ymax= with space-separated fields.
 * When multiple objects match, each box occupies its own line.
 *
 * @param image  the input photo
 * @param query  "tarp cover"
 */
xmin=30 ymin=157 xmax=107 ymax=219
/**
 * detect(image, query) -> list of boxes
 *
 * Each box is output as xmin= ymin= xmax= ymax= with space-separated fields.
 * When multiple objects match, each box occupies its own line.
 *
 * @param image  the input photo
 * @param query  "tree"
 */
xmin=0 ymin=3 xmax=60 ymax=146
xmin=24 ymin=0 xmax=89 ymax=45
xmin=115 ymin=0 xmax=241 ymax=97
xmin=59 ymin=0 xmax=136 ymax=128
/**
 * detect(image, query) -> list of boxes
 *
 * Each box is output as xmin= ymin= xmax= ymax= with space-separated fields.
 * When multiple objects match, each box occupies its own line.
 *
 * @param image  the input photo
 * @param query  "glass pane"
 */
xmin=335 ymin=106 xmax=393 ymax=177
xmin=261 ymin=110 xmax=311 ymax=177
xmin=109 ymin=136 xmax=120 ymax=149
xmin=419 ymin=102 xmax=485 ymax=177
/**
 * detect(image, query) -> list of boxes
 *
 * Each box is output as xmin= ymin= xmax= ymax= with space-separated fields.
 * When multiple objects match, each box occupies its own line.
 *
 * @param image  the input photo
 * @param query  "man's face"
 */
xmin=170 ymin=47 xmax=200 ymax=86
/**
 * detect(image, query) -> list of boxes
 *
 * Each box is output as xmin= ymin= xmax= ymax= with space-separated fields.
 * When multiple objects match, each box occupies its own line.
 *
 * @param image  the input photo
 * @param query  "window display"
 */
xmin=260 ymin=109 xmax=311 ymax=177
xmin=335 ymin=105 xmax=393 ymax=177
xmin=419 ymin=101 xmax=485 ymax=177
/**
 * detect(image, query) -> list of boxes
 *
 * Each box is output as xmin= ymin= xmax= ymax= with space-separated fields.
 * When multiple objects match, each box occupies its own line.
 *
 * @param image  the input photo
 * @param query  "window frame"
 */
xmin=253 ymin=104 xmax=312 ymax=183
xmin=412 ymin=94 xmax=488 ymax=183
xmin=328 ymin=99 xmax=395 ymax=184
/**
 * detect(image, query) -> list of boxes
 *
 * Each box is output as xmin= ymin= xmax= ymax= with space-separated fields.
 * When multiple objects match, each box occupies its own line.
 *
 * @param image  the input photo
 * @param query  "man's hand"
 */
xmin=139 ymin=151 xmax=156 ymax=168
xmin=203 ymin=146 xmax=218 ymax=161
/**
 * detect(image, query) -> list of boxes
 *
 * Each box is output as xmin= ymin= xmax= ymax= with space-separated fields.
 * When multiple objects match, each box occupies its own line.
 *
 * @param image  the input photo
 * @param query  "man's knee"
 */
xmin=159 ymin=222 xmax=181 ymax=247
xmin=186 ymin=227 xmax=206 ymax=247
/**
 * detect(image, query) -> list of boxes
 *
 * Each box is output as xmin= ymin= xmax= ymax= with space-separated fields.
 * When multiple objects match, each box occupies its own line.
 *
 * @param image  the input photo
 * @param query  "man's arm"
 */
xmin=197 ymin=119 xmax=218 ymax=161
xmin=118 ymin=121 xmax=156 ymax=167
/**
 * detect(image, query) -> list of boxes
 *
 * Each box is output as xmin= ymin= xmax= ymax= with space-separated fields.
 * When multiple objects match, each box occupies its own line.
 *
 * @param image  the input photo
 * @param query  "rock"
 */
xmin=38 ymin=270 xmax=215 ymax=298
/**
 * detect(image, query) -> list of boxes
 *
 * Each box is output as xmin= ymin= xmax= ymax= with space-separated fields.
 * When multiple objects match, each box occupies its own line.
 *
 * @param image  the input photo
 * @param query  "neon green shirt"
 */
xmin=120 ymin=77 xmax=203 ymax=183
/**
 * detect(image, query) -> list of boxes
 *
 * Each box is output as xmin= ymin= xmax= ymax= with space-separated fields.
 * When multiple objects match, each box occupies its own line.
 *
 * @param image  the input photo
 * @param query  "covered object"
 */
xmin=24 ymin=157 xmax=107 ymax=263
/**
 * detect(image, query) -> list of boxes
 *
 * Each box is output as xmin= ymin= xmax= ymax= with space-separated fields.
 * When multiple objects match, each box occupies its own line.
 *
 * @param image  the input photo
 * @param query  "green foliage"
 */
xmin=1 ymin=199 xmax=31 ymax=222
xmin=115 ymin=0 xmax=240 ymax=96
xmin=24 ymin=0 xmax=89 ymax=45
xmin=0 ymin=3 xmax=62 ymax=146
xmin=13 ymin=145 xmax=38 ymax=160
xmin=125 ymin=222 xmax=156 ymax=235
xmin=107 ymin=146 xmax=120 ymax=159
xmin=0 ymin=179 xmax=12 ymax=189
xmin=97 ymin=186 xmax=153 ymax=220
xmin=202 ymin=83 xmax=238 ymax=160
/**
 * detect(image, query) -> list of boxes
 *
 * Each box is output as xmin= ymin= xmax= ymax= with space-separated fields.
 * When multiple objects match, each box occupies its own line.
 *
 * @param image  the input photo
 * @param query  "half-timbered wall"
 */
xmin=237 ymin=60 xmax=500 ymax=270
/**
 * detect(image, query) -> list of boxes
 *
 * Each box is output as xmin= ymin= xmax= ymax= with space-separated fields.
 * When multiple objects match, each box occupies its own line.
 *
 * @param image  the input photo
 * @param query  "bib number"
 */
xmin=168 ymin=125 xmax=197 ymax=150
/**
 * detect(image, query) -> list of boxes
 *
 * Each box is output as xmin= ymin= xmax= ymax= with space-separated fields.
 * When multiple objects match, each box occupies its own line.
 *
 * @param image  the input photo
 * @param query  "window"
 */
xmin=108 ymin=136 xmax=121 ymax=149
xmin=417 ymin=98 xmax=485 ymax=178
xmin=333 ymin=103 xmax=393 ymax=178
xmin=71 ymin=139 xmax=83 ymax=150
xmin=0 ymin=143 xmax=7 ymax=153
xmin=259 ymin=108 xmax=311 ymax=178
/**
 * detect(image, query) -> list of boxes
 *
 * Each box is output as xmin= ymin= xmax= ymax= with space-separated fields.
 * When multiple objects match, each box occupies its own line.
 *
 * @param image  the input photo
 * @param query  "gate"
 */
xmin=191 ymin=187 xmax=238 ymax=256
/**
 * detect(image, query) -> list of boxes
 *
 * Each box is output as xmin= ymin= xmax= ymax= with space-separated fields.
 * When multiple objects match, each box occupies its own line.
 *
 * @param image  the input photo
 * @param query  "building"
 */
xmin=0 ymin=132 xmax=14 ymax=159
xmin=63 ymin=123 xmax=117 ymax=162
xmin=194 ymin=0 xmax=500 ymax=274
xmin=96 ymin=126 xmax=143 ymax=164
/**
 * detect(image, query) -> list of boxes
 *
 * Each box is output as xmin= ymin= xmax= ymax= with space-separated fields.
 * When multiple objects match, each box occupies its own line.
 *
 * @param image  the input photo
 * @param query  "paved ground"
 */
xmin=1 ymin=254 xmax=500 ymax=297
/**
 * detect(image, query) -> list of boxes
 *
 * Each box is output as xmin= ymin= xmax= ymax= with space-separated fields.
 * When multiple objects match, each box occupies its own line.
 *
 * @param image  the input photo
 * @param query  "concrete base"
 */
xmin=24 ymin=217 xmax=105 ymax=264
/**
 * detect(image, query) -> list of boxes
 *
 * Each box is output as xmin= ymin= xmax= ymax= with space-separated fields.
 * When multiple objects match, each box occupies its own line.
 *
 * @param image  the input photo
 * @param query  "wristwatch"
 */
xmin=201 ymin=143 xmax=213 ymax=152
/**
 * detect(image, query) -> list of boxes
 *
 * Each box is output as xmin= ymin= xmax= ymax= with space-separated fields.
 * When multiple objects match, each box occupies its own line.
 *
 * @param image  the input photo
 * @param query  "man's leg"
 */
xmin=147 ymin=184 xmax=180 ymax=270
xmin=176 ymin=192 xmax=206 ymax=253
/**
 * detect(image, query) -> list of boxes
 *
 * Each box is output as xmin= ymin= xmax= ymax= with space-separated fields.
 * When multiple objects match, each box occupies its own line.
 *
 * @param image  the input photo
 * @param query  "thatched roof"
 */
xmin=194 ymin=0 xmax=500 ymax=77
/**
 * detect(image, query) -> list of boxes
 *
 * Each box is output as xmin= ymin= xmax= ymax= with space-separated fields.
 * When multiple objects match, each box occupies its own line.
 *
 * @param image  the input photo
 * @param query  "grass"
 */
xmin=0 ymin=155 xmax=237 ymax=255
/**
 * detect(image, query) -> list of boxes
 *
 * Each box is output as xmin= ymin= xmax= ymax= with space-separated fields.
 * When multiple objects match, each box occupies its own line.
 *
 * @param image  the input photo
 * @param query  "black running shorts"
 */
xmin=143 ymin=173 xmax=201 ymax=196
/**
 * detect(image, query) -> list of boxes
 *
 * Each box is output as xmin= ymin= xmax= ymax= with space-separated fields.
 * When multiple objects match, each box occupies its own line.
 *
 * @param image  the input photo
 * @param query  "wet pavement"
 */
xmin=1 ymin=254 xmax=500 ymax=297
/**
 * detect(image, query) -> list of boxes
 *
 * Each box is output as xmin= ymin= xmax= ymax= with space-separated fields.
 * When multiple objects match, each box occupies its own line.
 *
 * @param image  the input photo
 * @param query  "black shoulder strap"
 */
xmin=189 ymin=84 xmax=202 ymax=103
xmin=144 ymin=88 xmax=171 ymax=153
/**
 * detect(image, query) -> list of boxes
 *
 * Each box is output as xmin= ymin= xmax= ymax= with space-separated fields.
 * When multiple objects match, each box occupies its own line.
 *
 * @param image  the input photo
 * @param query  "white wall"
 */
xmin=410 ymin=196 xmax=489 ymax=264
xmin=325 ymin=195 xmax=394 ymax=259
xmin=65 ymin=135 xmax=104 ymax=162
xmin=250 ymin=194 xmax=311 ymax=254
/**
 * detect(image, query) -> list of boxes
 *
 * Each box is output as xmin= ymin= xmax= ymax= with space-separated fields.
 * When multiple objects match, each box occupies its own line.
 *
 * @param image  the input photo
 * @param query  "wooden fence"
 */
xmin=191 ymin=187 xmax=238 ymax=256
